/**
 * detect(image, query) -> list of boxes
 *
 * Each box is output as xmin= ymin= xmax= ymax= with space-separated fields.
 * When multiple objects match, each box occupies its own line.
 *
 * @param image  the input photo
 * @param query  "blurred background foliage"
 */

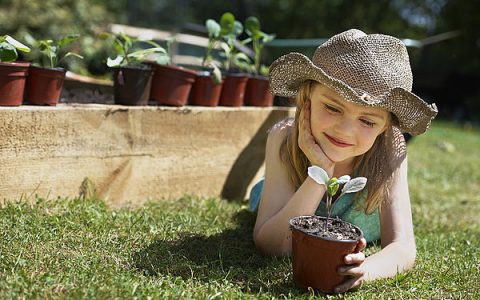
xmin=0 ymin=0 xmax=478 ymax=121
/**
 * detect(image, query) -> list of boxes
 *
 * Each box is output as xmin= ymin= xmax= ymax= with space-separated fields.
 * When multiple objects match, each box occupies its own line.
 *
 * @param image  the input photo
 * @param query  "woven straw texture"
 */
xmin=269 ymin=29 xmax=438 ymax=136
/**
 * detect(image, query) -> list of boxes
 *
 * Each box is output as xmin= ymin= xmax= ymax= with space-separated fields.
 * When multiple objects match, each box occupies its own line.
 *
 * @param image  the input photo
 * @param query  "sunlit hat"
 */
xmin=269 ymin=29 xmax=438 ymax=136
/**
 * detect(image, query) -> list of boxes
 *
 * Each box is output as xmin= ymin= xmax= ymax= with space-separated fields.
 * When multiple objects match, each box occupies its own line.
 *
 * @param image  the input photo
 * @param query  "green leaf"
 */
xmin=58 ymin=34 xmax=80 ymax=49
xmin=107 ymin=55 xmax=125 ymax=67
xmin=220 ymin=12 xmax=235 ymax=36
xmin=262 ymin=33 xmax=276 ymax=44
xmin=206 ymin=19 xmax=221 ymax=38
xmin=63 ymin=52 xmax=84 ymax=60
xmin=342 ymin=177 xmax=367 ymax=194
xmin=211 ymin=65 xmax=222 ymax=85
xmin=156 ymin=55 xmax=170 ymax=65
xmin=5 ymin=35 xmax=30 ymax=52
xmin=119 ymin=32 xmax=132 ymax=50
xmin=127 ymin=47 xmax=167 ymax=63
xmin=307 ymin=166 xmax=329 ymax=185
xmin=245 ymin=16 xmax=260 ymax=36
xmin=232 ymin=20 xmax=243 ymax=37
xmin=337 ymin=175 xmax=351 ymax=184
xmin=0 ymin=42 xmax=18 ymax=62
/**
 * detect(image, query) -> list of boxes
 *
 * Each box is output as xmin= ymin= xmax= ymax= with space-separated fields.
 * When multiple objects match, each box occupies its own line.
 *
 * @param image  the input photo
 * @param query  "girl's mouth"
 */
xmin=324 ymin=133 xmax=354 ymax=148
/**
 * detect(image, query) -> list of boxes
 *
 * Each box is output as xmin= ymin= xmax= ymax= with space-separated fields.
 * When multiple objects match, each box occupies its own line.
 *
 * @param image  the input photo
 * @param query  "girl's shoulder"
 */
xmin=268 ymin=117 xmax=294 ymax=136
xmin=265 ymin=117 xmax=294 ymax=153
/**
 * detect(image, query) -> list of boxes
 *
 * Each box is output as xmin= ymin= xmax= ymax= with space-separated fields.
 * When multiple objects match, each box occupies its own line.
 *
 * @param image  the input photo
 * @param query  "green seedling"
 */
xmin=24 ymin=33 xmax=83 ymax=68
xmin=307 ymin=166 xmax=367 ymax=231
xmin=99 ymin=32 xmax=167 ymax=68
xmin=244 ymin=16 xmax=275 ymax=75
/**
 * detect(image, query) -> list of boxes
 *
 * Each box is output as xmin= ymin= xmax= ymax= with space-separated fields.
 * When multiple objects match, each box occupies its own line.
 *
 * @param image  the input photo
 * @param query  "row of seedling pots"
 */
xmin=113 ymin=63 xmax=273 ymax=107
xmin=107 ymin=12 xmax=276 ymax=107
xmin=0 ymin=34 xmax=81 ymax=106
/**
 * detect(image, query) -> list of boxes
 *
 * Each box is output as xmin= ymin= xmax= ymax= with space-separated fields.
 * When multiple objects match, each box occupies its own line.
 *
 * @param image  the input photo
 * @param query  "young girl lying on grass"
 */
xmin=249 ymin=29 xmax=437 ymax=293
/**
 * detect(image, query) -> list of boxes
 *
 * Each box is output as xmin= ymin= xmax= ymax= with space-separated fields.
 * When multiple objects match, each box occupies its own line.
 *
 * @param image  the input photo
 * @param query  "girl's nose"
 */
xmin=335 ymin=117 xmax=356 ymax=134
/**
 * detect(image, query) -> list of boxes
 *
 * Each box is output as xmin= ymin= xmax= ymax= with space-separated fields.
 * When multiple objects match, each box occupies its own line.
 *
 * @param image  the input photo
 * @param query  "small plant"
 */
xmin=202 ymin=18 xmax=222 ymax=84
xmin=218 ymin=12 xmax=251 ymax=72
xmin=307 ymin=166 xmax=367 ymax=231
xmin=0 ymin=35 xmax=30 ymax=62
xmin=24 ymin=33 xmax=83 ymax=68
xmin=100 ymin=32 xmax=167 ymax=68
xmin=244 ymin=16 xmax=275 ymax=75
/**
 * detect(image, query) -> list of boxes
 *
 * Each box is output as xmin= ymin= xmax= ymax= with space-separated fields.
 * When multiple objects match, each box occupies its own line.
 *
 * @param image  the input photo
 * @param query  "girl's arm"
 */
xmin=364 ymin=154 xmax=416 ymax=278
xmin=253 ymin=124 xmax=327 ymax=256
xmin=335 ymin=154 xmax=416 ymax=292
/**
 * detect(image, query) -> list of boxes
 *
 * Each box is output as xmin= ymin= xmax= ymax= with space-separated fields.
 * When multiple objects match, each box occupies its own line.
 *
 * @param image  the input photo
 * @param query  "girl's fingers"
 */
xmin=334 ymin=276 xmax=363 ymax=294
xmin=354 ymin=238 xmax=367 ymax=253
xmin=344 ymin=251 xmax=365 ymax=264
xmin=337 ymin=264 xmax=364 ymax=277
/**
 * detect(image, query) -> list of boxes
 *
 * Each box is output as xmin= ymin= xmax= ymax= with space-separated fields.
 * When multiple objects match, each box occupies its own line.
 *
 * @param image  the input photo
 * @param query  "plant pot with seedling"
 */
xmin=24 ymin=34 xmax=83 ymax=106
xmin=217 ymin=12 xmax=251 ymax=107
xmin=190 ymin=18 xmax=223 ymax=107
xmin=148 ymin=37 xmax=197 ymax=107
xmin=289 ymin=166 xmax=367 ymax=293
xmin=243 ymin=16 xmax=275 ymax=107
xmin=0 ymin=35 xmax=31 ymax=106
xmin=102 ymin=32 xmax=166 ymax=106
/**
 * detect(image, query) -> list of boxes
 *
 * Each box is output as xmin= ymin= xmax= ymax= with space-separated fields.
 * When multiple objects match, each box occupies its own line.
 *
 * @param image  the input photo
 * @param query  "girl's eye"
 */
xmin=324 ymin=104 xmax=341 ymax=113
xmin=361 ymin=119 xmax=376 ymax=127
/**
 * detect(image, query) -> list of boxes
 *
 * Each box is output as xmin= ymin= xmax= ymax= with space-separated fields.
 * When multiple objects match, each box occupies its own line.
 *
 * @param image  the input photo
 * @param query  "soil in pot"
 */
xmin=0 ymin=61 xmax=30 ymax=106
xmin=150 ymin=64 xmax=196 ymax=106
xmin=244 ymin=75 xmax=274 ymax=107
xmin=289 ymin=215 xmax=363 ymax=294
xmin=218 ymin=73 xmax=249 ymax=107
xmin=25 ymin=66 xmax=66 ymax=106
xmin=190 ymin=70 xmax=222 ymax=106
xmin=112 ymin=65 xmax=153 ymax=106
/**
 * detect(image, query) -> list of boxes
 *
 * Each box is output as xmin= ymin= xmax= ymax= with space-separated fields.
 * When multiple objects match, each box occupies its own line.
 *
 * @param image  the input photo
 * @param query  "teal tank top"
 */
xmin=249 ymin=178 xmax=380 ymax=243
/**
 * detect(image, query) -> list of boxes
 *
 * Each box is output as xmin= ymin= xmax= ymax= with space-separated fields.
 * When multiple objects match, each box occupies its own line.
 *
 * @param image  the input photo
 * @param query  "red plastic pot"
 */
xmin=150 ymin=64 xmax=196 ymax=106
xmin=218 ymin=73 xmax=249 ymax=107
xmin=112 ymin=66 xmax=153 ymax=106
xmin=0 ymin=61 xmax=30 ymax=106
xmin=190 ymin=71 xmax=223 ymax=106
xmin=244 ymin=75 xmax=274 ymax=107
xmin=25 ymin=66 xmax=66 ymax=106
xmin=289 ymin=216 xmax=363 ymax=294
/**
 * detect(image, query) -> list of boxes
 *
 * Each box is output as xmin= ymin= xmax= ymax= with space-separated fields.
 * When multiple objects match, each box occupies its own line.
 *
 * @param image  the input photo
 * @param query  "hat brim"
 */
xmin=269 ymin=52 xmax=438 ymax=136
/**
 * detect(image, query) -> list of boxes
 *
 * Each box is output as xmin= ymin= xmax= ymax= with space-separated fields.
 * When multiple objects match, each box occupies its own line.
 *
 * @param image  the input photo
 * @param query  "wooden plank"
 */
xmin=0 ymin=104 xmax=295 ymax=207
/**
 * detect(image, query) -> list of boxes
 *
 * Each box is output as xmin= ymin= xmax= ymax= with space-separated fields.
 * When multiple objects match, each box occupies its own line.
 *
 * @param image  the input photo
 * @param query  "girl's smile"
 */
xmin=324 ymin=133 xmax=355 ymax=148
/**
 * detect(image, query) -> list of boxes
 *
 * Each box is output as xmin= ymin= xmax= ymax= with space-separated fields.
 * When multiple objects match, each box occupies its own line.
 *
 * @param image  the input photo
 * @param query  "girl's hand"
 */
xmin=298 ymin=100 xmax=335 ymax=176
xmin=334 ymin=238 xmax=367 ymax=293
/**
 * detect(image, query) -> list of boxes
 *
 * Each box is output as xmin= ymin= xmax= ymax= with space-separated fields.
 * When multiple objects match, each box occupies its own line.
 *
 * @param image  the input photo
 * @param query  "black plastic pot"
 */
xmin=112 ymin=65 xmax=153 ymax=106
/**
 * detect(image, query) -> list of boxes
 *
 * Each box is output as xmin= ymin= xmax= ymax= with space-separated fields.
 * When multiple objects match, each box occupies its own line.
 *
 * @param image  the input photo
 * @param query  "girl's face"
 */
xmin=309 ymin=84 xmax=389 ymax=165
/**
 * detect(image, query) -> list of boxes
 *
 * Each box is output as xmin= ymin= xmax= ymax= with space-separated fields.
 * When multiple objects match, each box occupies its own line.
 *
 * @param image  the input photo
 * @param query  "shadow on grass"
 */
xmin=132 ymin=209 xmax=303 ymax=295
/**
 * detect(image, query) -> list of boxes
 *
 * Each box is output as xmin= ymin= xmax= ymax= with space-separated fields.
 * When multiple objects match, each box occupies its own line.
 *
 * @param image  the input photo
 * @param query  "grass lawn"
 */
xmin=1 ymin=120 xmax=479 ymax=299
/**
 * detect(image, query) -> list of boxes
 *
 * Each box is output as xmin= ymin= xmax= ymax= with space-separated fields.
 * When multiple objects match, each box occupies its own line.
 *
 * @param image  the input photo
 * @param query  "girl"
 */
xmin=250 ymin=29 xmax=438 ymax=293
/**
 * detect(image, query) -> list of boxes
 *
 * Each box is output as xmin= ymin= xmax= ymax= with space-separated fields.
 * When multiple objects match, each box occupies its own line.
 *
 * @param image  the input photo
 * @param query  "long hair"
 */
xmin=279 ymin=81 xmax=399 ymax=214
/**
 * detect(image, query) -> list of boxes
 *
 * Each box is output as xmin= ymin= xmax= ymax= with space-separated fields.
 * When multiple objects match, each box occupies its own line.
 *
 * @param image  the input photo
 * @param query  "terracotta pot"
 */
xmin=218 ymin=73 xmax=249 ymax=107
xmin=0 ymin=61 xmax=30 ymax=106
xmin=25 ymin=66 xmax=66 ymax=106
xmin=190 ymin=71 xmax=223 ymax=106
xmin=112 ymin=66 xmax=153 ymax=106
xmin=289 ymin=216 xmax=363 ymax=294
xmin=150 ymin=64 xmax=196 ymax=106
xmin=244 ymin=75 xmax=274 ymax=107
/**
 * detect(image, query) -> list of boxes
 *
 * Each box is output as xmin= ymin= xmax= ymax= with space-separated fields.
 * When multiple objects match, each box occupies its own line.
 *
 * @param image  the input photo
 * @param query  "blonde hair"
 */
xmin=279 ymin=81 xmax=397 ymax=214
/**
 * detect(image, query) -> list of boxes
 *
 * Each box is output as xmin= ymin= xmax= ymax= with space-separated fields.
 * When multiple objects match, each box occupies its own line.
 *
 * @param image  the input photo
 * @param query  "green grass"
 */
xmin=1 ymin=120 xmax=479 ymax=299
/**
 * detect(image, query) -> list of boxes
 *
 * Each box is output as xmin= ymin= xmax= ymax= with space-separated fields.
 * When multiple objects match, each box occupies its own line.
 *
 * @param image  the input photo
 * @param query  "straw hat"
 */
xmin=269 ymin=29 xmax=438 ymax=136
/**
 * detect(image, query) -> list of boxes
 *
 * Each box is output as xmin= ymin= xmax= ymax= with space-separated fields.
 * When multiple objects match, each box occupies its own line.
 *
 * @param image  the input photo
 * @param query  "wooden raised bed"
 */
xmin=0 ymin=104 xmax=294 ymax=207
